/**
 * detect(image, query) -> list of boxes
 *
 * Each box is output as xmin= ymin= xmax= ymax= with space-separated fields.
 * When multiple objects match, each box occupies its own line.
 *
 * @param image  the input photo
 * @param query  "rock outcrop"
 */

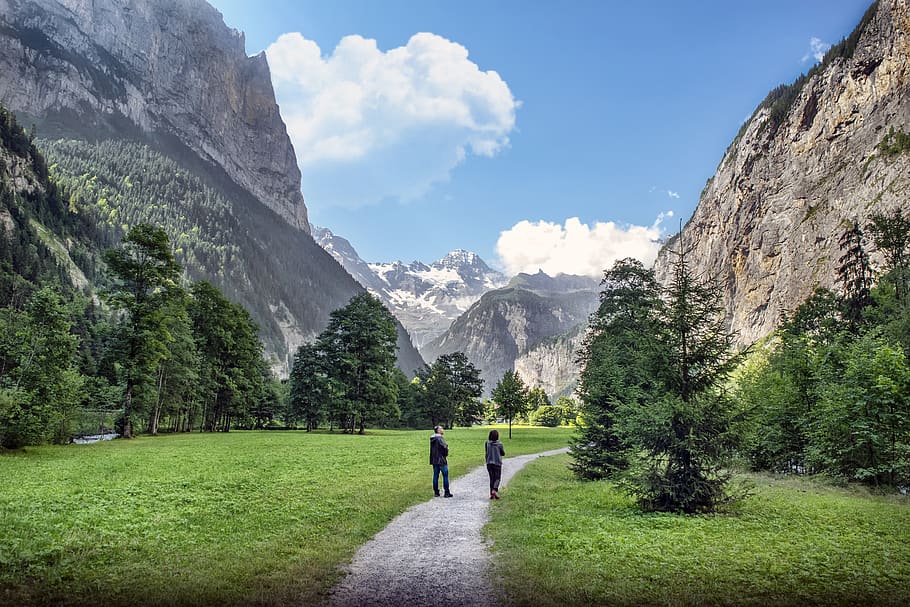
xmin=0 ymin=0 xmax=308 ymax=232
xmin=654 ymin=0 xmax=910 ymax=346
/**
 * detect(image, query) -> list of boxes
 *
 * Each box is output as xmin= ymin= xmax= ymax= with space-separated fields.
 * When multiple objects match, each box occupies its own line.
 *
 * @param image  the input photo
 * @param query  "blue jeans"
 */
xmin=433 ymin=464 xmax=449 ymax=494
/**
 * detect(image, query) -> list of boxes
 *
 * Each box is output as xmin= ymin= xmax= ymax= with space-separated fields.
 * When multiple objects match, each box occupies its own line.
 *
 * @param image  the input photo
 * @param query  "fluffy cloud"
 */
xmin=266 ymin=32 xmax=519 ymax=208
xmin=802 ymin=37 xmax=831 ymax=63
xmin=496 ymin=214 xmax=673 ymax=278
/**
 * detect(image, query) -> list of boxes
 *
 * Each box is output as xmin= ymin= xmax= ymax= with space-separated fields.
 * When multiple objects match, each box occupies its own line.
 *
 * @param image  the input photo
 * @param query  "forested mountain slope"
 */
xmin=0 ymin=0 xmax=424 ymax=374
xmin=654 ymin=0 xmax=910 ymax=345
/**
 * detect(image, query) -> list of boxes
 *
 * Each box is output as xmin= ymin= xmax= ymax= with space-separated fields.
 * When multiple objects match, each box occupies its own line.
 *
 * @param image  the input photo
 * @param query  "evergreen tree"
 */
xmin=626 ymin=243 xmax=744 ymax=513
xmin=289 ymin=342 xmax=332 ymax=431
xmin=836 ymin=220 xmax=874 ymax=332
xmin=318 ymin=293 xmax=399 ymax=434
xmin=414 ymin=352 xmax=484 ymax=428
xmin=102 ymin=223 xmax=181 ymax=438
xmin=189 ymin=281 xmax=264 ymax=432
xmin=491 ymin=370 xmax=529 ymax=439
xmin=867 ymin=208 xmax=910 ymax=304
xmin=570 ymin=258 xmax=663 ymax=480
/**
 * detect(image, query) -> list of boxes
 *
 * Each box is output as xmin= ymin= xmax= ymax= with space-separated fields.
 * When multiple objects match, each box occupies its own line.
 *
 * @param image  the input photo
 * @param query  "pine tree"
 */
xmin=318 ymin=293 xmax=399 ymax=434
xmin=836 ymin=220 xmax=874 ymax=332
xmin=570 ymin=258 xmax=663 ymax=480
xmin=102 ymin=223 xmax=181 ymax=438
xmin=626 ymin=243 xmax=744 ymax=513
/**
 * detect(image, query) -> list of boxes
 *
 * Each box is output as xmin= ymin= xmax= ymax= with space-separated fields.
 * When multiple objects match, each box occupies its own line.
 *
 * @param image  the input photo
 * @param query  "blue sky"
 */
xmin=209 ymin=0 xmax=873 ymax=275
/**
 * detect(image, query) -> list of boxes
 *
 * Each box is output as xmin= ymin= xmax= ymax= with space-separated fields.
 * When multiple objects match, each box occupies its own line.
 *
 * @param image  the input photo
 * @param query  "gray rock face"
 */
xmin=654 ymin=0 xmax=910 ymax=346
xmin=424 ymin=272 xmax=599 ymax=397
xmin=0 ymin=0 xmax=309 ymax=232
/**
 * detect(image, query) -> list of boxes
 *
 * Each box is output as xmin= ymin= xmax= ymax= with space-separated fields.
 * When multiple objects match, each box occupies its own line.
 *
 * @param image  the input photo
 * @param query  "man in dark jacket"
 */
xmin=430 ymin=425 xmax=453 ymax=497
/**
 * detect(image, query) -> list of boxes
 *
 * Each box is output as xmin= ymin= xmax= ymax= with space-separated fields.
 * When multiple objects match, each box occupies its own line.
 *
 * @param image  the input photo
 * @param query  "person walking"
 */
xmin=485 ymin=429 xmax=505 ymax=499
xmin=430 ymin=425 xmax=453 ymax=497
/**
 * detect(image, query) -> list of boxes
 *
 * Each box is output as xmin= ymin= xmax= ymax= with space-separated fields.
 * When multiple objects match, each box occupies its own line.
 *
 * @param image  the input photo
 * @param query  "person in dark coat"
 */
xmin=485 ymin=429 xmax=505 ymax=499
xmin=430 ymin=425 xmax=453 ymax=497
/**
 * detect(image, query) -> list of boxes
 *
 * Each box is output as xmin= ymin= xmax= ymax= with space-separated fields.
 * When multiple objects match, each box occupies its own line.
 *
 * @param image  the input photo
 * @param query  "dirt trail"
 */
xmin=324 ymin=447 xmax=568 ymax=607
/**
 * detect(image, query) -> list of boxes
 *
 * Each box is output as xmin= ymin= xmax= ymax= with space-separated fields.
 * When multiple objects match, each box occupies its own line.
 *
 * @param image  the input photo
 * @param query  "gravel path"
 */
xmin=324 ymin=447 xmax=568 ymax=607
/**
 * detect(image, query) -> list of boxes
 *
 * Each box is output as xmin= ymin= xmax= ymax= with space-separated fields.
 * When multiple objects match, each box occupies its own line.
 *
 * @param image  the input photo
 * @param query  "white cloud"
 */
xmin=495 ymin=214 xmax=673 ymax=278
xmin=266 ymin=32 xmax=519 ymax=208
xmin=667 ymin=190 xmax=680 ymax=199
xmin=802 ymin=36 xmax=831 ymax=64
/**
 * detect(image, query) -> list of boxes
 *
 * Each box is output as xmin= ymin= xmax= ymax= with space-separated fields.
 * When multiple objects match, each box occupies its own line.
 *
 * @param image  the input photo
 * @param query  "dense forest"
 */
xmin=38 ymin=137 xmax=354 ymax=369
xmin=572 ymin=204 xmax=910 ymax=512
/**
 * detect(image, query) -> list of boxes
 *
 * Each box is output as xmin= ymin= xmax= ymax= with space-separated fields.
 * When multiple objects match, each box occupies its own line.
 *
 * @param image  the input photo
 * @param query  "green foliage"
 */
xmin=808 ymin=333 xmax=910 ymax=486
xmin=836 ymin=220 xmax=875 ymax=332
xmin=189 ymin=281 xmax=265 ymax=433
xmin=0 ymin=286 xmax=84 ymax=448
xmin=0 ymin=428 xmax=572 ymax=605
xmin=486 ymin=453 xmax=910 ymax=607
xmin=38 ymin=136 xmax=380 ymax=369
xmin=867 ymin=207 xmax=910 ymax=308
xmin=735 ymin=213 xmax=910 ymax=488
xmin=102 ymin=223 xmax=182 ymax=438
xmin=491 ymin=370 xmax=530 ymax=439
xmin=530 ymin=404 xmax=563 ymax=427
xmin=572 ymin=251 xmax=743 ymax=513
xmin=876 ymin=126 xmax=910 ymax=158
xmin=570 ymin=258 xmax=662 ymax=480
xmin=409 ymin=351 xmax=484 ymax=428
xmin=289 ymin=293 xmax=400 ymax=433
xmin=288 ymin=342 xmax=334 ymax=431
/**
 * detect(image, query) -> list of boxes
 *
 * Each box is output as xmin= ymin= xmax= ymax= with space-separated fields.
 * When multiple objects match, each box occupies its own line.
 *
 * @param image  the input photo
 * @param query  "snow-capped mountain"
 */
xmin=312 ymin=226 xmax=508 ymax=350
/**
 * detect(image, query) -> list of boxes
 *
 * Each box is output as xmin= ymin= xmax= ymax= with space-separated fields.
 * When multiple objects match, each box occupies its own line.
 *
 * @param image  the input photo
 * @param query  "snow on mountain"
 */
xmin=312 ymin=227 xmax=507 ymax=351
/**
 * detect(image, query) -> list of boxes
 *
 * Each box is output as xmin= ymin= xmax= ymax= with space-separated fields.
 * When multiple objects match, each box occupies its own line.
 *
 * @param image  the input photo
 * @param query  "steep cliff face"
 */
xmin=0 ymin=0 xmax=426 ymax=376
xmin=654 ymin=0 xmax=910 ymax=346
xmin=424 ymin=272 xmax=598 ymax=397
xmin=0 ymin=0 xmax=308 ymax=231
xmin=513 ymin=326 xmax=584 ymax=398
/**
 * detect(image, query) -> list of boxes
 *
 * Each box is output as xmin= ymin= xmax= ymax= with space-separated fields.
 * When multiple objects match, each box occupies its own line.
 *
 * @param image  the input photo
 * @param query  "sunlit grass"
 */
xmin=486 ymin=454 xmax=910 ymax=607
xmin=0 ymin=426 xmax=571 ymax=606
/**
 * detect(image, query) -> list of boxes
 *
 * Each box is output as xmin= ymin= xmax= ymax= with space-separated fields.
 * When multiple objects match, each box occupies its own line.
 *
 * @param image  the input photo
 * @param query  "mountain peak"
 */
xmin=433 ymin=249 xmax=493 ymax=273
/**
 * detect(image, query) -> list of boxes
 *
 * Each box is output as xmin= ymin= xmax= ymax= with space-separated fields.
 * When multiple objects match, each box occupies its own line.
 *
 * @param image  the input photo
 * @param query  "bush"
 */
xmin=531 ymin=405 xmax=563 ymax=427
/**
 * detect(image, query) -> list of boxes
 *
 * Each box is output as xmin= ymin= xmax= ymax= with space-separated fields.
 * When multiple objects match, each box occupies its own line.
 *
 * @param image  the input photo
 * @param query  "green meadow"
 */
xmin=486 ymin=454 xmax=910 ymax=607
xmin=0 ymin=427 xmax=571 ymax=606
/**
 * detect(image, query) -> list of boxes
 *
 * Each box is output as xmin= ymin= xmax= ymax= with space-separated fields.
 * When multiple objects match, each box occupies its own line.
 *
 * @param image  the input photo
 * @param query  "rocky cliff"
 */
xmin=0 ymin=0 xmax=308 ymax=231
xmin=654 ymin=0 xmax=910 ymax=346
xmin=0 ymin=0 xmax=426 ymax=376
xmin=424 ymin=272 xmax=599 ymax=397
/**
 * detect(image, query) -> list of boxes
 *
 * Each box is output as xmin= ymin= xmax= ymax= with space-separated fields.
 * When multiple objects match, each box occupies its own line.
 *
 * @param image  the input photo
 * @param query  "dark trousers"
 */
xmin=433 ymin=464 xmax=449 ymax=494
xmin=487 ymin=463 xmax=502 ymax=491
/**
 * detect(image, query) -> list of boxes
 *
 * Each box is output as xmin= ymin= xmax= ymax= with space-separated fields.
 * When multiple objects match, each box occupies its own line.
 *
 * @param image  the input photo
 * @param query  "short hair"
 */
xmin=434 ymin=425 xmax=442 ymax=433
xmin=488 ymin=429 xmax=499 ymax=441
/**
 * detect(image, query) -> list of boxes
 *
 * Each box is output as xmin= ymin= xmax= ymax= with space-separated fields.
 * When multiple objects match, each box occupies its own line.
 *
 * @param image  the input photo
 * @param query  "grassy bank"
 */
xmin=0 ymin=426 xmax=571 ymax=606
xmin=486 ymin=454 xmax=910 ymax=607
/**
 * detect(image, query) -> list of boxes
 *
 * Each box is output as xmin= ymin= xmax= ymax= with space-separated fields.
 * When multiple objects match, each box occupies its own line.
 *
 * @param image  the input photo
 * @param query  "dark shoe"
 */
xmin=444 ymin=492 xmax=453 ymax=498
xmin=492 ymin=490 xmax=500 ymax=499
xmin=434 ymin=491 xmax=440 ymax=497
xmin=490 ymin=492 xmax=495 ymax=499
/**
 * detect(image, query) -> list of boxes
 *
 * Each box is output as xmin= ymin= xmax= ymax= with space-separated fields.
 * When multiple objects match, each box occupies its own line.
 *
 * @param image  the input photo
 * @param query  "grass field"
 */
xmin=0 ymin=426 xmax=572 ymax=606
xmin=485 ymin=454 xmax=910 ymax=607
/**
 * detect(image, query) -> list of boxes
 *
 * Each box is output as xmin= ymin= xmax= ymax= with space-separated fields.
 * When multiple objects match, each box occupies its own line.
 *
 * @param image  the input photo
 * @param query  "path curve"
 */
xmin=324 ymin=447 xmax=569 ymax=607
